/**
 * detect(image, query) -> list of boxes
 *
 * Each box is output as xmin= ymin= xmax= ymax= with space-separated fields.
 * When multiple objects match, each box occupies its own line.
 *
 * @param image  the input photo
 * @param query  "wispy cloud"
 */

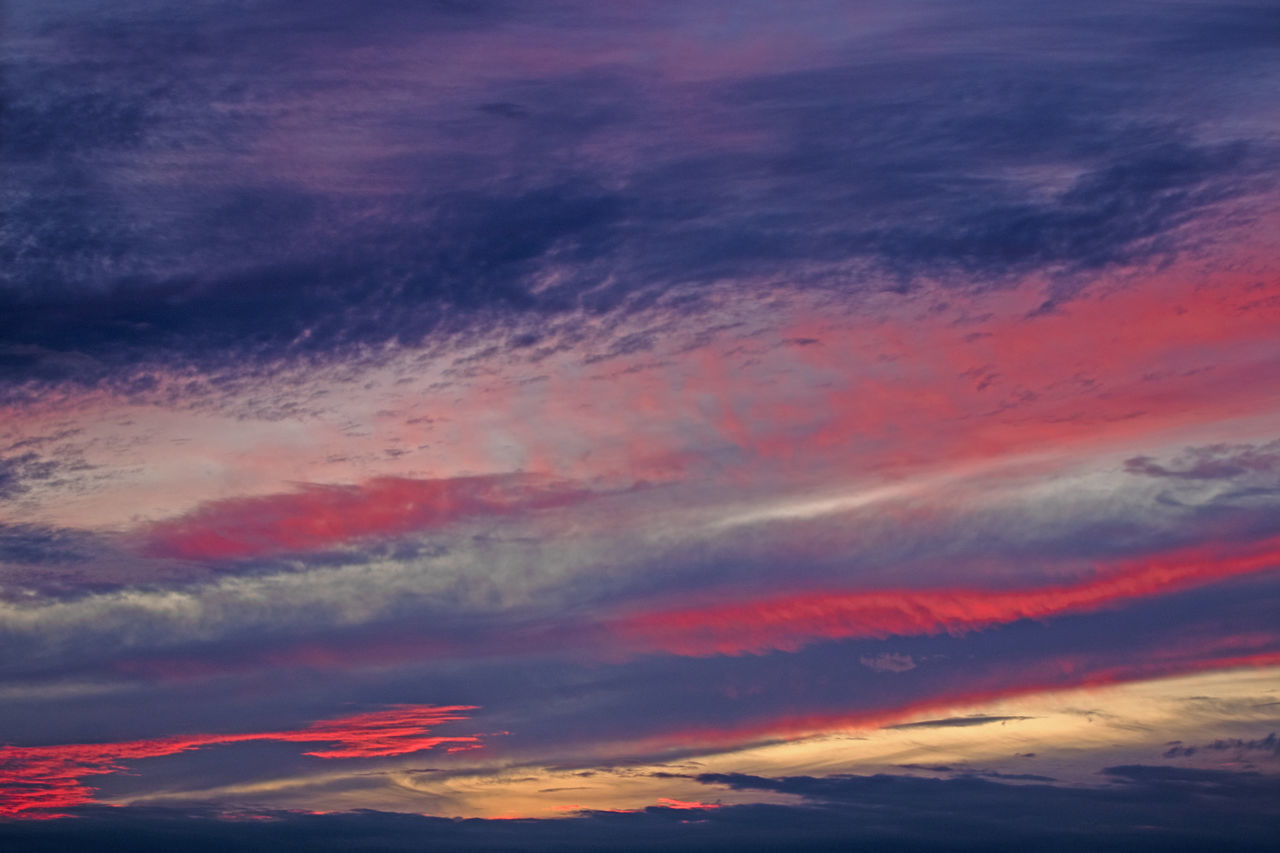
xmin=0 ymin=705 xmax=479 ymax=818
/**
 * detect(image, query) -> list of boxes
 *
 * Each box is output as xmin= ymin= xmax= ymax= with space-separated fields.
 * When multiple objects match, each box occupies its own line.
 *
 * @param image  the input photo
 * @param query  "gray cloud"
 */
xmin=885 ymin=715 xmax=1034 ymax=730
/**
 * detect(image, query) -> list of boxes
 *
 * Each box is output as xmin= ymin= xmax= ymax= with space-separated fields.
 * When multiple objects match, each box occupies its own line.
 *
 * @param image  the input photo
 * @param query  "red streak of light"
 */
xmin=656 ymin=797 xmax=721 ymax=809
xmin=616 ymin=536 xmax=1280 ymax=655
xmin=0 ymin=705 xmax=479 ymax=819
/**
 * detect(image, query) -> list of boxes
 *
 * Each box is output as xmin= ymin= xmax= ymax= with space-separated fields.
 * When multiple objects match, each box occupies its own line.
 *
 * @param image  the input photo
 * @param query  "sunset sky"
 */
xmin=3 ymin=1 xmax=1279 ymax=849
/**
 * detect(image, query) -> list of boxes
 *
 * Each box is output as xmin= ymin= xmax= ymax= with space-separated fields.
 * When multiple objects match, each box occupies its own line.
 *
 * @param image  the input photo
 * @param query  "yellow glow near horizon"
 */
xmin=117 ymin=665 xmax=1280 ymax=818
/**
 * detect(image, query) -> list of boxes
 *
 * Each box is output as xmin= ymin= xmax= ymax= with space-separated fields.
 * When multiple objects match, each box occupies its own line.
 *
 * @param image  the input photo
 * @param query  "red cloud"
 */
xmin=0 ymin=704 xmax=478 ymax=819
xmin=614 ymin=535 xmax=1280 ymax=656
xmin=656 ymin=797 xmax=721 ymax=809
xmin=144 ymin=475 xmax=590 ymax=560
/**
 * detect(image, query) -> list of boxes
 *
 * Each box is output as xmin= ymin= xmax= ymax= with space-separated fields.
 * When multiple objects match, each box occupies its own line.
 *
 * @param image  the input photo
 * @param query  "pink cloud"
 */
xmin=143 ymin=474 xmax=590 ymax=560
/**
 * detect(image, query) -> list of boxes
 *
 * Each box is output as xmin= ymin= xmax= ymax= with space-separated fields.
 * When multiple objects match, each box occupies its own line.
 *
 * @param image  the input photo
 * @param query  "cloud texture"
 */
xmin=2 ymin=0 xmax=1279 ymax=849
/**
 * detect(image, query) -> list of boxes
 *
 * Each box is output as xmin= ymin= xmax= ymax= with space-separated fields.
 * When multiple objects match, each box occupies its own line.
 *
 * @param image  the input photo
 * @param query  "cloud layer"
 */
xmin=2 ymin=0 xmax=1279 ymax=847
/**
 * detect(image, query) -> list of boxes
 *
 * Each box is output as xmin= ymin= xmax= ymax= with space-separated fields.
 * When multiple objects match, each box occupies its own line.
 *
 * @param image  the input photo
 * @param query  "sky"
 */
xmin=2 ymin=1 xmax=1279 ymax=849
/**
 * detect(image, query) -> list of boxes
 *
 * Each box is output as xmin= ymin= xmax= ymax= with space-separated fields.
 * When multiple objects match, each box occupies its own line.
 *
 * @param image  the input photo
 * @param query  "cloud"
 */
xmin=0 ymin=705 xmax=479 ymax=818
xmin=884 ymin=715 xmax=1033 ymax=730
xmin=3 ymin=0 xmax=1277 ymax=396
xmin=1101 ymin=763 xmax=1278 ymax=793
xmin=3 ymin=762 xmax=1275 ymax=851
xmin=523 ymin=642 xmax=1280 ymax=759
xmin=142 ymin=475 xmax=593 ymax=560
xmin=1163 ymin=731 xmax=1280 ymax=759
xmin=0 ymin=524 xmax=93 ymax=567
xmin=0 ymin=455 xmax=59 ymax=501
xmin=613 ymin=535 xmax=1280 ymax=655
xmin=859 ymin=653 xmax=916 ymax=673
xmin=3 ymin=0 xmax=1280 ymax=839
xmin=1125 ymin=441 xmax=1280 ymax=481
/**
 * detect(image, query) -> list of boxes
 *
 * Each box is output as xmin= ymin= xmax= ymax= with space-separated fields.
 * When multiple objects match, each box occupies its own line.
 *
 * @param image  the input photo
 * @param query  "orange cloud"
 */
xmin=656 ymin=797 xmax=721 ymax=810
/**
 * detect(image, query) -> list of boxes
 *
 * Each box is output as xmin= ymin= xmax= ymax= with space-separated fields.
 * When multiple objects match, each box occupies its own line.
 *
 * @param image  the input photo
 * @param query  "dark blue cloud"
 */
xmin=884 ymin=714 xmax=1033 ymax=730
xmin=1126 ymin=441 xmax=1280 ymax=481
xmin=1163 ymin=732 xmax=1280 ymax=759
xmin=2 ymin=764 xmax=1276 ymax=852
xmin=0 ymin=455 xmax=59 ymax=500
xmin=2 ymin=1 xmax=1276 ymax=393
xmin=0 ymin=523 xmax=95 ymax=566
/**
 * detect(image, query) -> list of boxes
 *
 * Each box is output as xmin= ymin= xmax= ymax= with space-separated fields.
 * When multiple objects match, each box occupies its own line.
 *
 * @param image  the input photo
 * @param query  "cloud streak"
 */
xmin=142 ymin=475 xmax=593 ymax=560
xmin=613 ymin=536 xmax=1280 ymax=656
xmin=0 ymin=705 xmax=479 ymax=818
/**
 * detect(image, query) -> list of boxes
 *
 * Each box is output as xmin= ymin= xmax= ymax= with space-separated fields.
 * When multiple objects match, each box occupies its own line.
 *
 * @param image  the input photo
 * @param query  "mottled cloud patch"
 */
xmin=0 ymin=524 xmax=93 ymax=567
xmin=3 ymin=0 xmax=1278 ymax=396
xmin=0 ymin=453 xmax=59 ymax=500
